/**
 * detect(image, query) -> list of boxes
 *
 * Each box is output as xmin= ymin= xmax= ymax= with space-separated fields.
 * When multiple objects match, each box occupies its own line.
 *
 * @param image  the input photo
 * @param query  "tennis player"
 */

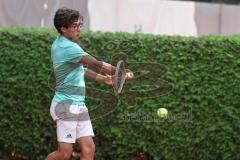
xmin=46 ymin=8 xmax=133 ymax=160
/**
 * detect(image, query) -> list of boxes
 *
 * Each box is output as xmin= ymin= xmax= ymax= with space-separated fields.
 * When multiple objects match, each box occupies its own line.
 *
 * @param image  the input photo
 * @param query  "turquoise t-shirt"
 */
xmin=51 ymin=36 xmax=88 ymax=105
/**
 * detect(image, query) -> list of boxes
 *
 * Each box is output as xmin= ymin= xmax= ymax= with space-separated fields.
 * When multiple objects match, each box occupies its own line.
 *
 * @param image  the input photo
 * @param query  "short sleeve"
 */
xmin=65 ymin=43 xmax=88 ymax=63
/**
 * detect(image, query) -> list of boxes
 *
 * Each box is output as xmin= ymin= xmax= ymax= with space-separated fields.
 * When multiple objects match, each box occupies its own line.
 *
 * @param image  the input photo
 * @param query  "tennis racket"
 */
xmin=113 ymin=60 xmax=126 ymax=95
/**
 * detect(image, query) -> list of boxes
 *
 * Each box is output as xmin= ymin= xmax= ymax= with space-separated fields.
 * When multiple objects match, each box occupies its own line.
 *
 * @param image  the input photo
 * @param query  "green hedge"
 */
xmin=0 ymin=27 xmax=240 ymax=160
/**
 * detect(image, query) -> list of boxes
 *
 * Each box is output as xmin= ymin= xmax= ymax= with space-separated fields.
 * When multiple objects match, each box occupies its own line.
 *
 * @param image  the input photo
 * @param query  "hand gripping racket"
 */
xmin=113 ymin=60 xmax=126 ymax=95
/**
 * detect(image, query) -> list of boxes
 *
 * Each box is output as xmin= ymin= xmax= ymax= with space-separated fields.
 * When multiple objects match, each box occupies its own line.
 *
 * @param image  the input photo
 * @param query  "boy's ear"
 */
xmin=60 ymin=27 xmax=67 ymax=33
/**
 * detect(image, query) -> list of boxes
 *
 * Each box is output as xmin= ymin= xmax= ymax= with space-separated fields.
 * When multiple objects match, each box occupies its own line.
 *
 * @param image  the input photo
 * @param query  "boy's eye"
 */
xmin=71 ymin=22 xmax=83 ymax=29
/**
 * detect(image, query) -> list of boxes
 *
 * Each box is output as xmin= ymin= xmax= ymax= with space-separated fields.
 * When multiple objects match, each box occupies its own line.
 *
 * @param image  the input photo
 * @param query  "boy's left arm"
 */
xmin=84 ymin=68 xmax=113 ymax=85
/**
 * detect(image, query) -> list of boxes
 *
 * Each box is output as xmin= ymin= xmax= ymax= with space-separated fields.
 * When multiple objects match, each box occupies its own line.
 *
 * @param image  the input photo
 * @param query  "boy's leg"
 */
xmin=76 ymin=108 xmax=95 ymax=160
xmin=77 ymin=136 xmax=95 ymax=160
xmin=46 ymin=142 xmax=73 ymax=160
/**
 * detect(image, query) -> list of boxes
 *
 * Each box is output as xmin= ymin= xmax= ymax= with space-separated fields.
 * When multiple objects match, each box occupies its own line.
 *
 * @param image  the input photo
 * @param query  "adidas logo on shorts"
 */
xmin=66 ymin=134 xmax=72 ymax=138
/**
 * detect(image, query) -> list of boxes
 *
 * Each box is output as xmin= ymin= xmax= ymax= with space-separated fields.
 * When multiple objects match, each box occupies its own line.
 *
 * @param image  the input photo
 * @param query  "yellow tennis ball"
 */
xmin=157 ymin=108 xmax=168 ymax=118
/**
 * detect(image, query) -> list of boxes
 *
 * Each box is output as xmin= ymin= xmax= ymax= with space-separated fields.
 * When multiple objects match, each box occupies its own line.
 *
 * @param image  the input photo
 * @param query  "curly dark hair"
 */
xmin=54 ymin=7 xmax=83 ymax=33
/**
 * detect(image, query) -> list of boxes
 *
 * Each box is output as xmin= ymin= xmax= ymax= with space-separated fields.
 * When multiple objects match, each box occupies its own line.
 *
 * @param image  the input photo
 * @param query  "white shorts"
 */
xmin=50 ymin=101 xmax=94 ymax=143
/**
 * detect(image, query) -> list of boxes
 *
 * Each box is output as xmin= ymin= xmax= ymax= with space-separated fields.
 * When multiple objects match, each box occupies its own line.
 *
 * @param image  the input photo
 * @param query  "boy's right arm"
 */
xmin=80 ymin=55 xmax=116 ymax=75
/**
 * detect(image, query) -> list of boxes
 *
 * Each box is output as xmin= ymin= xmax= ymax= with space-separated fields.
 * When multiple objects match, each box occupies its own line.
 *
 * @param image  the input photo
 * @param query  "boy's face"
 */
xmin=61 ymin=19 xmax=83 ymax=41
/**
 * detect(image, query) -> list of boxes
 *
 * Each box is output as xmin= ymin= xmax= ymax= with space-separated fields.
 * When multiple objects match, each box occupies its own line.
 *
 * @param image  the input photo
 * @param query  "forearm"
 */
xmin=89 ymin=61 xmax=116 ymax=75
xmin=84 ymin=68 xmax=107 ymax=83
xmin=81 ymin=55 xmax=116 ymax=75
xmin=100 ymin=62 xmax=116 ymax=75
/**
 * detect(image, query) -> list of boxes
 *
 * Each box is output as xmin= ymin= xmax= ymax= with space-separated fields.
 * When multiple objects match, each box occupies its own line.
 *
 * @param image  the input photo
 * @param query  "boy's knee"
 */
xmin=62 ymin=147 xmax=73 ymax=160
xmin=82 ymin=142 xmax=95 ymax=158
xmin=58 ymin=145 xmax=73 ymax=160
xmin=45 ymin=148 xmax=73 ymax=160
